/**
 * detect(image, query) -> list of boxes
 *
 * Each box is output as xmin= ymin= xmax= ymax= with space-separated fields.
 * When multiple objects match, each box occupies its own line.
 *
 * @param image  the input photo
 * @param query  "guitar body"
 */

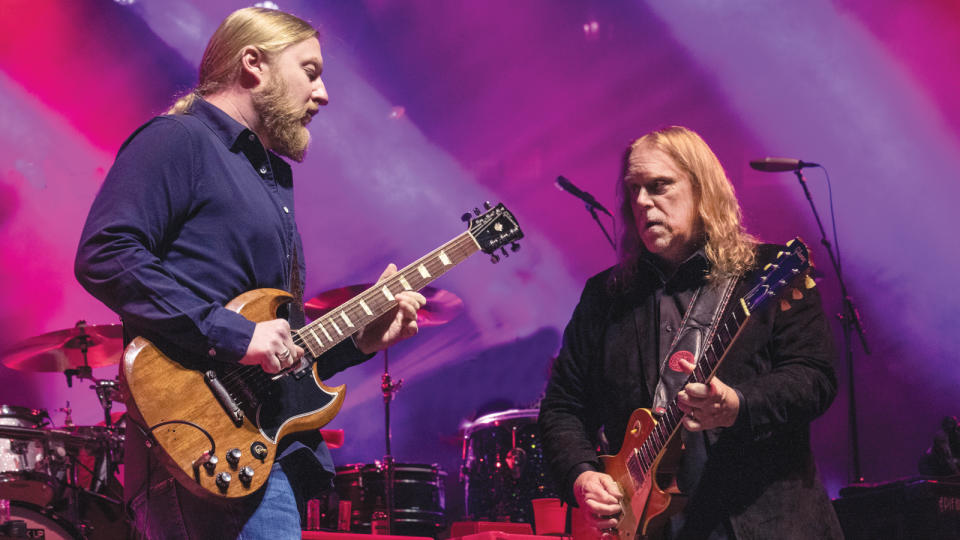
xmin=121 ymin=203 xmax=525 ymax=499
xmin=123 ymin=288 xmax=345 ymax=499
xmin=599 ymin=408 xmax=686 ymax=540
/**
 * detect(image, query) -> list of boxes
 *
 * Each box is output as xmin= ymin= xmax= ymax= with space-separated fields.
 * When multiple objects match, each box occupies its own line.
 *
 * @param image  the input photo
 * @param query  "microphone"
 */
xmin=749 ymin=157 xmax=820 ymax=172
xmin=555 ymin=175 xmax=613 ymax=216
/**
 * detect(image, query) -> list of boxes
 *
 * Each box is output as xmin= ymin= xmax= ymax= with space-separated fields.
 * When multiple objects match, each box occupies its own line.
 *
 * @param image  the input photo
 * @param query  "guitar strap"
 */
xmin=289 ymin=247 xmax=306 ymax=329
xmin=651 ymin=274 xmax=739 ymax=413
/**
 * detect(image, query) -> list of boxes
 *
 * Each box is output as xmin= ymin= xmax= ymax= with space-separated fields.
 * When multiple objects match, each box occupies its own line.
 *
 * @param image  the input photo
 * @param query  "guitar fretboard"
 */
xmin=295 ymin=231 xmax=480 ymax=358
xmin=625 ymin=299 xmax=750 ymax=484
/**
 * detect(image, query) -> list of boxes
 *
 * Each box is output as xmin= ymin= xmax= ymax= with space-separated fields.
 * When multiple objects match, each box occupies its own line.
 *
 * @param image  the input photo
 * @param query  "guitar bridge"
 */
xmin=204 ymin=370 xmax=244 ymax=426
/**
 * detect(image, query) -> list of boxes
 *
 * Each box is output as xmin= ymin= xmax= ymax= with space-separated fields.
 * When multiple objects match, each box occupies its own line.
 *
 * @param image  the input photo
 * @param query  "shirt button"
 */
xmin=259 ymin=166 xmax=268 ymax=175
xmin=248 ymin=133 xmax=255 ymax=141
xmin=282 ymin=206 xmax=289 ymax=213
xmin=208 ymin=348 xmax=217 ymax=357
xmin=665 ymin=324 xmax=674 ymax=333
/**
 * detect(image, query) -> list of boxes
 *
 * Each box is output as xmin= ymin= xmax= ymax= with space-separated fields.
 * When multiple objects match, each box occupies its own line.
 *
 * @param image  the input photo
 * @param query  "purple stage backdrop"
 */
xmin=1 ymin=0 xmax=958 ymax=519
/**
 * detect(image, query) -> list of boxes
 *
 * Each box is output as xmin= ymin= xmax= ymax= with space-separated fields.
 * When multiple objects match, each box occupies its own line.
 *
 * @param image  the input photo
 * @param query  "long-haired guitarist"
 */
xmin=538 ymin=126 xmax=842 ymax=539
xmin=75 ymin=8 xmax=425 ymax=539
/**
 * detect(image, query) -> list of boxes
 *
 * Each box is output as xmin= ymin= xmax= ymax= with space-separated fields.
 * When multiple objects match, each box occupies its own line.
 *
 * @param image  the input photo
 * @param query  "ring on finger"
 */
xmin=277 ymin=349 xmax=291 ymax=360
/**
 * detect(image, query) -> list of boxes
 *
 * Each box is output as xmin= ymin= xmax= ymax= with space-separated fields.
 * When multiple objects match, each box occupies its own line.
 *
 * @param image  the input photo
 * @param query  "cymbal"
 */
xmin=2 ymin=323 xmax=123 ymax=372
xmin=305 ymin=284 xmax=464 ymax=327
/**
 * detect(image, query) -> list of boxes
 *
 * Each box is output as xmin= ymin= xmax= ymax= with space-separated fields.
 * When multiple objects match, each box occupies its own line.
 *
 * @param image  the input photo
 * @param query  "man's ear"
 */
xmin=239 ymin=46 xmax=266 ymax=89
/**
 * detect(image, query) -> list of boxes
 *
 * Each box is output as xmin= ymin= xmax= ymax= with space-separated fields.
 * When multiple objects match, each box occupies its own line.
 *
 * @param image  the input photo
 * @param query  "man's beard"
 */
xmin=252 ymin=75 xmax=311 ymax=162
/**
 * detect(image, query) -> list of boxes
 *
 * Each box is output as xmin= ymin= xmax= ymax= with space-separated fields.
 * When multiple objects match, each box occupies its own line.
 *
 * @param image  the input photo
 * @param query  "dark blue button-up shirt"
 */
xmin=75 ymin=97 xmax=365 ymax=500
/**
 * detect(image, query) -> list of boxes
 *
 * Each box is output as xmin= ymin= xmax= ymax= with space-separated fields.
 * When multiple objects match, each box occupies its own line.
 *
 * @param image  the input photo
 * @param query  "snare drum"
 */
xmin=0 ymin=404 xmax=60 ymax=506
xmin=461 ymin=408 xmax=557 ymax=524
xmin=334 ymin=462 xmax=447 ymax=537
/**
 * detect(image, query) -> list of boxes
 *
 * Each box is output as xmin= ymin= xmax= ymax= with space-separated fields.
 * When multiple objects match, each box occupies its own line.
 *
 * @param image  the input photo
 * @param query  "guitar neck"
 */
xmin=629 ymin=299 xmax=751 ymax=478
xmin=295 ymin=231 xmax=480 ymax=358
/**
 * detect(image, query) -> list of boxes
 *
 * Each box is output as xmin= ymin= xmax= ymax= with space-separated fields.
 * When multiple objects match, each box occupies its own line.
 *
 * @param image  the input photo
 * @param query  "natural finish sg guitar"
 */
xmin=123 ymin=203 xmax=523 ymax=498
xmin=600 ymin=238 xmax=815 ymax=539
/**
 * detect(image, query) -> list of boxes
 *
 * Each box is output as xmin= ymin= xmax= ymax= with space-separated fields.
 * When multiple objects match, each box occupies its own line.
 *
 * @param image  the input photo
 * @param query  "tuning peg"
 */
xmin=490 ymin=254 xmax=500 ymax=264
xmin=804 ymin=275 xmax=816 ymax=289
xmin=500 ymin=246 xmax=509 ymax=258
xmin=511 ymin=242 xmax=520 ymax=252
xmin=473 ymin=207 xmax=481 ymax=216
xmin=461 ymin=212 xmax=471 ymax=223
xmin=780 ymin=300 xmax=792 ymax=312
xmin=483 ymin=201 xmax=492 ymax=210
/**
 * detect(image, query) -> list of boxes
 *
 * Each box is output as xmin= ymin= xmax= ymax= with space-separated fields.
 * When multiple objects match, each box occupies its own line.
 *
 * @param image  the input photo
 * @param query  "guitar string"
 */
xmin=634 ymin=309 xmax=734 ymax=477
xmin=633 ymin=277 xmax=780 ymax=476
xmin=214 ymin=233 xmax=482 ymax=394
xmin=215 ymin=233 xmax=479 ymax=388
xmin=631 ymin=259 xmax=802 ymax=477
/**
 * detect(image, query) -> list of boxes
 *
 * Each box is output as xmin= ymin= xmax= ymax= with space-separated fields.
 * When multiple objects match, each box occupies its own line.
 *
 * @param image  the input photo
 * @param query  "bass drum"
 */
xmin=0 ymin=404 xmax=60 ymax=507
xmin=6 ymin=501 xmax=81 ymax=539
xmin=334 ymin=462 xmax=446 ymax=537
xmin=462 ymin=408 xmax=558 ymax=524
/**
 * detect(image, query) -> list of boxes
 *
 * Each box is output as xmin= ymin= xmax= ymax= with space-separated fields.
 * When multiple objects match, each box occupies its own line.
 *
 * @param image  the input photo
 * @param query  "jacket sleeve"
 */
xmin=731 ymin=272 xmax=839 ymax=441
xmin=74 ymin=118 xmax=255 ymax=362
xmin=538 ymin=276 xmax=607 ymax=504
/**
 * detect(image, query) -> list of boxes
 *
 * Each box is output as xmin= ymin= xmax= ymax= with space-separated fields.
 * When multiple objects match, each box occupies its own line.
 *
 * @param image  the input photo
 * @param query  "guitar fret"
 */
xmin=298 ymin=232 xmax=486 ymax=358
xmin=381 ymin=285 xmax=395 ymax=301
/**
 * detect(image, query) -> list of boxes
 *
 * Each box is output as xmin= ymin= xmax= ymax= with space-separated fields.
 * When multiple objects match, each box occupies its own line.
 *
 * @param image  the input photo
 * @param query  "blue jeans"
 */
xmin=238 ymin=465 xmax=302 ymax=539
xmin=131 ymin=463 xmax=301 ymax=539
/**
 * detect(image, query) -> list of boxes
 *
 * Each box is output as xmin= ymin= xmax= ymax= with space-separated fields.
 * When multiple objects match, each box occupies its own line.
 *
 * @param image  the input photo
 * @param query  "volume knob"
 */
xmin=215 ymin=471 xmax=232 ymax=492
xmin=239 ymin=466 xmax=255 ymax=486
xmin=203 ymin=455 xmax=219 ymax=475
xmin=226 ymin=448 xmax=242 ymax=467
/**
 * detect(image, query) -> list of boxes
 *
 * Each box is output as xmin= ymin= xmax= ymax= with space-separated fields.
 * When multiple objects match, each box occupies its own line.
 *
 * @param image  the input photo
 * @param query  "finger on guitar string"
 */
xmin=241 ymin=318 xmax=303 ymax=374
xmin=574 ymin=470 xmax=623 ymax=531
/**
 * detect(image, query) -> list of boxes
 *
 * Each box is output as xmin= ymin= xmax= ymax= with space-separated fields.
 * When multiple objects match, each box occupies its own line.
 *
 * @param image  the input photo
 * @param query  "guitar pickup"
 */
xmin=204 ymin=370 xmax=244 ymax=427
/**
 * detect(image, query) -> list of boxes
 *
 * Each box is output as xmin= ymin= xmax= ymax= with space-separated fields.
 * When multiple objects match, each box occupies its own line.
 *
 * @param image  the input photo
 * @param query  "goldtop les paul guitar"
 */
xmin=122 ymin=203 xmax=523 ymax=498
xmin=600 ymin=238 xmax=815 ymax=539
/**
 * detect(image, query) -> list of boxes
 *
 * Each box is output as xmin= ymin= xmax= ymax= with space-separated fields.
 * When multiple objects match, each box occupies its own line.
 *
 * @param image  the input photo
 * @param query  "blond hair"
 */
xmin=613 ymin=126 xmax=756 ymax=284
xmin=167 ymin=7 xmax=317 ymax=115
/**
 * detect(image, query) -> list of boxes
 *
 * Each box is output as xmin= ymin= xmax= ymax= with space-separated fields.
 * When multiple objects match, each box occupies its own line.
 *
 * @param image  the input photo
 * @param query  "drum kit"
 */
xmin=1 ymin=288 xmax=557 ymax=538
xmin=0 ymin=321 xmax=127 ymax=539
xmin=310 ymin=285 xmax=559 ymax=536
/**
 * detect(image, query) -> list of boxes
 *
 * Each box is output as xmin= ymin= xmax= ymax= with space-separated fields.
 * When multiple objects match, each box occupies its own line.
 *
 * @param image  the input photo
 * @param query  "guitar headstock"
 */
xmin=463 ymin=202 xmax=524 ymax=263
xmin=743 ymin=237 xmax=814 ymax=313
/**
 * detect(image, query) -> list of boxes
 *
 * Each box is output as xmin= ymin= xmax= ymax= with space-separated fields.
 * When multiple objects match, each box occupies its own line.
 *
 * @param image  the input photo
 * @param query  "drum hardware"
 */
xmin=1 ymin=321 xmax=122 ymax=374
xmin=461 ymin=408 xmax=558 ymax=524
xmin=307 ymin=284 xmax=463 ymax=536
xmin=2 ymin=320 xmax=129 ymax=537
xmin=334 ymin=462 xmax=447 ymax=537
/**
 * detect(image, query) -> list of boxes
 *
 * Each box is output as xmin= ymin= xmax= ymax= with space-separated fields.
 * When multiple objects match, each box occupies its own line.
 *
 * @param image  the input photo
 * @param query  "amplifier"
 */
xmin=833 ymin=476 xmax=960 ymax=540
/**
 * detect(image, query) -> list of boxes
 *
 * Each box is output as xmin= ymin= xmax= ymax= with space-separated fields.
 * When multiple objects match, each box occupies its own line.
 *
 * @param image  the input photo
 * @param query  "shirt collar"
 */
xmin=187 ymin=96 xmax=259 ymax=152
xmin=638 ymin=247 xmax=709 ymax=288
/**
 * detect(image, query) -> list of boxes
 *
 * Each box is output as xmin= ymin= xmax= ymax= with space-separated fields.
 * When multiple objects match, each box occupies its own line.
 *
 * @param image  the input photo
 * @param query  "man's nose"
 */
xmin=636 ymin=188 xmax=654 ymax=208
xmin=312 ymin=79 xmax=329 ymax=106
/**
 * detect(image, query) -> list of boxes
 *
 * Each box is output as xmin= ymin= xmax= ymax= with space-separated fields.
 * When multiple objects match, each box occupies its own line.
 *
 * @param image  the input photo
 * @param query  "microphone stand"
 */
xmin=792 ymin=168 xmax=870 ymax=483
xmin=586 ymin=204 xmax=616 ymax=251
